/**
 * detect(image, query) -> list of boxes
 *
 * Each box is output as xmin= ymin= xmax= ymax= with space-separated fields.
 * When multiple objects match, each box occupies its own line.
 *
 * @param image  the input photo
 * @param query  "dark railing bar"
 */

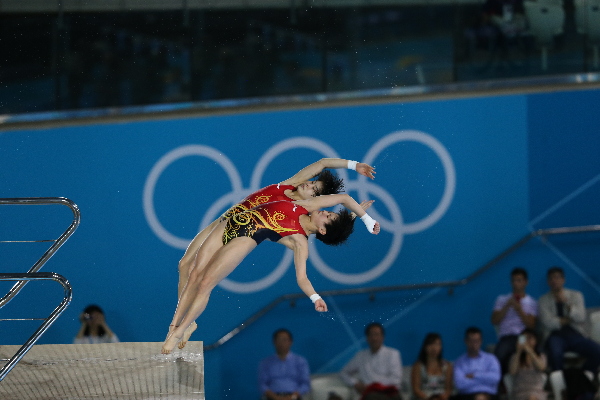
xmin=204 ymin=224 xmax=600 ymax=351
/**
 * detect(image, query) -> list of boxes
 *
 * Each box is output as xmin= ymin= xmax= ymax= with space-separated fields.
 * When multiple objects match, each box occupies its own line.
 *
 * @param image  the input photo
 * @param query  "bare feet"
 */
xmin=165 ymin=324 xmax=178 ymax=341
xmin=178 ymin=321 xmax=197 ymax=350
xmin=161 ymin=332 xmax=182 ymax=355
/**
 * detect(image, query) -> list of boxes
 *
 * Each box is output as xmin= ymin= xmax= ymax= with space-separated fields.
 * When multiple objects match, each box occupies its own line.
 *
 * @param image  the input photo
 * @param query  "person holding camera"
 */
xmin=490 ymin=267 xmax=537 ymax=374
xmin=508 ymin=328 xmax=547 ymax=400
xmin=73 ymin=304 xmax=120 ymax=344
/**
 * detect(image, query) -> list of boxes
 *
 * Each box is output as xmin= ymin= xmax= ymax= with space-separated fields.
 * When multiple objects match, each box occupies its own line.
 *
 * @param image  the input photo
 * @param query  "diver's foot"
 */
xmin=178 ymin=321 xmax=197 ymax=350
xmin=161 ymin=332 xmax=182 ymax=355
xmin=165 ymin=324 xmax=178 ymax=341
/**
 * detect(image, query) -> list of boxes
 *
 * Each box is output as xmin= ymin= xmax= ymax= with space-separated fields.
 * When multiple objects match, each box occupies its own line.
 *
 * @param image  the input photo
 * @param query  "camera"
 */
xmin=518 ymin=335 xmax=526 ymax=344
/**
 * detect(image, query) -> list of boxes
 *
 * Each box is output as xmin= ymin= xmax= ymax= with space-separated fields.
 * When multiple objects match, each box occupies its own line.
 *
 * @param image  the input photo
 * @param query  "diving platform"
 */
xmin=0 ymin=341 xmax=204 ymax=400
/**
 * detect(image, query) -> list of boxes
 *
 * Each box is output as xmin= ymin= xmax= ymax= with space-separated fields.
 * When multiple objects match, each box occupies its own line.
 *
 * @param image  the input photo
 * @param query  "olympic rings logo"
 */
xmin=143 ymin=131 xmax=456 ymax=293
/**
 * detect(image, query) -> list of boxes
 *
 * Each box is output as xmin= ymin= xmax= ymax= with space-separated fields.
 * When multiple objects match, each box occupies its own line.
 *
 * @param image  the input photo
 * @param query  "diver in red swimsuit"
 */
xmin=222 ymin=201 xmax=309 ymax=245
xmin=221 ymin=183 xmax=305 ymax=220
xmin=162 ymin=192 xmax=380 ymax=354
xmin=173 ymin=158 xmax=375 ymax=344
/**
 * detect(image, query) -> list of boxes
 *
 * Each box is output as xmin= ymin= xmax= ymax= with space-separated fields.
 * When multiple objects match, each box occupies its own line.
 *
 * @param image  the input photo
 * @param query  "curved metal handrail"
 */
xmin=204 ymin=224 xmax=600 ymax=351
xmin=0 ymin=272 xmax=73 ymax=381
xmin=0 ymin=197 xmax=80 ymax=308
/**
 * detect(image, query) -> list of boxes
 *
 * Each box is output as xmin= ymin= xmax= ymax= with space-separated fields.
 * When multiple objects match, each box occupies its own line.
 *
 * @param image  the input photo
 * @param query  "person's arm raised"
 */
xmin=280 ymin=158 xmax=375 ymax=186
xmin=294 ymin=193 xmax=380 ymax=234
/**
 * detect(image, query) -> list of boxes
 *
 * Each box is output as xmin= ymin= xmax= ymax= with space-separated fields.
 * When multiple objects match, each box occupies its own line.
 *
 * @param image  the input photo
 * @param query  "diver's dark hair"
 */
xmin=315 ymin=209 xmax=355 ymax=246
xmin=313 ymin=169 xmax=344 ymax=196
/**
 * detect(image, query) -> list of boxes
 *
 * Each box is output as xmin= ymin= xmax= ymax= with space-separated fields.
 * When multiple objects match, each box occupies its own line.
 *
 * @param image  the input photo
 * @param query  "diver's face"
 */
xmin=297 ymin=181 xmax=323 ymax=199
xmin=312 ymin=210 xmax=338 ymax=232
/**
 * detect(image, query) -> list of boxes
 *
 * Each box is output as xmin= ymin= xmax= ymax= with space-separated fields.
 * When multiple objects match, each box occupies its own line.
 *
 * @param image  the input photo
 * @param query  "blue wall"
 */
xmin=1 ymin=88 xmax=599 ymax=399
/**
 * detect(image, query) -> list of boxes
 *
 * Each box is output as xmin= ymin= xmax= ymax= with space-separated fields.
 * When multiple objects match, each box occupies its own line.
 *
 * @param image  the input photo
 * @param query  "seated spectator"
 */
xmin=340 ymin=322 xmax=402 ymax=400
xmin=73 ymin=304 xmax=119 ymax=344
xmin=453 ymin=326 xmax=501 ymax=400
xmin=490 ymin=267 xmax=537 ymax=373
xmin=508 ymin=328 xmax=547 ymax=400
xmin=538 ymin=266 xmax=600 ymax=372
xmin=258 ymin=328 xmax=310 ymax=400
xmin=411 ymin=332 xmax=453 ymax=400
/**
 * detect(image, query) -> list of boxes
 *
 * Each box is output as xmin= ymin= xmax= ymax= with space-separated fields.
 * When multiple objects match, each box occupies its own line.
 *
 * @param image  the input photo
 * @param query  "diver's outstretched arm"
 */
xmin=280 ymin=158 xmax=375 ymax=187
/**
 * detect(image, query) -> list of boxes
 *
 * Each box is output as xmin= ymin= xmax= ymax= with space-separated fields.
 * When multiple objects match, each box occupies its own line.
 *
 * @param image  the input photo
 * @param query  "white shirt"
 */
xmin=340 ymin=345 xmax=402 ymax=388
xmin=493 ymin=293 xmax=538 ymax=337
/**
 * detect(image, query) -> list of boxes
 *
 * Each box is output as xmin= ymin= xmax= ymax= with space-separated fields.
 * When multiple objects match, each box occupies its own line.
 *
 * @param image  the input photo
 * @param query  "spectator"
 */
xmin=538 ymin=266 xmax=600 ymax=372
xmin=411 ymin=332 xmax=453 ymax=400
xmin=258 ymin=328 xmax=310 ymax=400
xmin=73 ymin=304 xmax=119 ymax=344
xmin=490 ymin=267 xmax=537 ymax=373
xmin=453 ymin=326 xmax=501 ymax=400
xmin=508 ymin=328 xmax=547 ymax=400
xmin=340 ymin=322 xmax=402 ymax=400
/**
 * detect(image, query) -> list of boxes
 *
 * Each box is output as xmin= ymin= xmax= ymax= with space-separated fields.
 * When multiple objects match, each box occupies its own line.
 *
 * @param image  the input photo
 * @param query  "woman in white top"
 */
xmin=73 ymin=304 xmax=119 ymax=344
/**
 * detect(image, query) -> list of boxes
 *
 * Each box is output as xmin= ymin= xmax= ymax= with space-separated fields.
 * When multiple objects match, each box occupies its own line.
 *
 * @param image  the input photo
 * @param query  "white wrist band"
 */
xmin=310 ymin=294 xmax=322 ymax=303
xmin=347 ymin=160 xmax=358 ymax=171
xmin=360 ymin=213 xmax=376 ymax=233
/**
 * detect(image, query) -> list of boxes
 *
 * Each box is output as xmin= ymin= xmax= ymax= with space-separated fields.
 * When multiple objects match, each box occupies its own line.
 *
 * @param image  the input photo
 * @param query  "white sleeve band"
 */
xmin=347 ymin=160 xmax=358 ymax=171
xmin=310 ymin=294 xmax=322 ymax=303
xmin=360 ymin=213 xmax=376 ymax=233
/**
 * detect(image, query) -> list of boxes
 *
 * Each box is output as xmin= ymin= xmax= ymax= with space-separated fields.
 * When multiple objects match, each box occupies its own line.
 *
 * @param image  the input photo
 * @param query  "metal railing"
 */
xmin=0 ymin=197 xmax=79 ymax=381
xmin=0 ymin=197 xmax=80 ymax=308
xmin=204 ymin=223 xmax=600 ymax=351
xmin=0 ymin=272 xmax=73 ymax=381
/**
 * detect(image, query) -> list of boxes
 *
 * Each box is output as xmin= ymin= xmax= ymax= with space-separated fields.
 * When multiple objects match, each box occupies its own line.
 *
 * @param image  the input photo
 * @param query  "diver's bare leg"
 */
xmin=162 ymin=237 xmax=256 ymax=354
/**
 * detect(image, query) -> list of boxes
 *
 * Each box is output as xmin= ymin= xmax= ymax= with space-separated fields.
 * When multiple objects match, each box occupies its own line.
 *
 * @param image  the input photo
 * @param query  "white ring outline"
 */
xmin=143 ymin=145 xmax=242 ymax=249
xmin=358 ymin=130 xmax=456 ymax=234
xmin=142 ymin=132 xmax=455 ymax=291
xmin=250 ymin=136 xmax=346 ymax=189
xmin=309 ymin=181 xmax=405 ymax=284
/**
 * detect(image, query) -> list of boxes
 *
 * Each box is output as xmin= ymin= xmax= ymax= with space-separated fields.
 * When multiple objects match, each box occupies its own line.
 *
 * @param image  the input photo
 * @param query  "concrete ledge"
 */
xmin=0 ymin=341 xmax=204 ymax=400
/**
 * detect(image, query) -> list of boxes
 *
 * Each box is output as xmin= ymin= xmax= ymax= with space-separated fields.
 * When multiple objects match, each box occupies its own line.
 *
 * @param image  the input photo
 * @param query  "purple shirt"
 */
xmin=258 ymin=352 xmax=310 ymax=395
xmin=493 ymin=293 xmax=538 ymax=337
xmin=453 ymin=351 xmax=501 ymax=395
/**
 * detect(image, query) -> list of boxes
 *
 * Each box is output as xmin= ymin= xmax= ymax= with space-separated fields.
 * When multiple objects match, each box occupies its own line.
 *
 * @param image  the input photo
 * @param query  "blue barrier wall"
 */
xmin=1 ymin=88 xmax=599 ymax=399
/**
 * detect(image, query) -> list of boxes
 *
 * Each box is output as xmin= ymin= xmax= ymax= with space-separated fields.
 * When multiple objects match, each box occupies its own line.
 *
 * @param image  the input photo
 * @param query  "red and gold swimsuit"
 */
xmin=222 ymin=200 xmax=308 ymax=245
xmin=221 ymin=184 xmax=296 ymax=220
